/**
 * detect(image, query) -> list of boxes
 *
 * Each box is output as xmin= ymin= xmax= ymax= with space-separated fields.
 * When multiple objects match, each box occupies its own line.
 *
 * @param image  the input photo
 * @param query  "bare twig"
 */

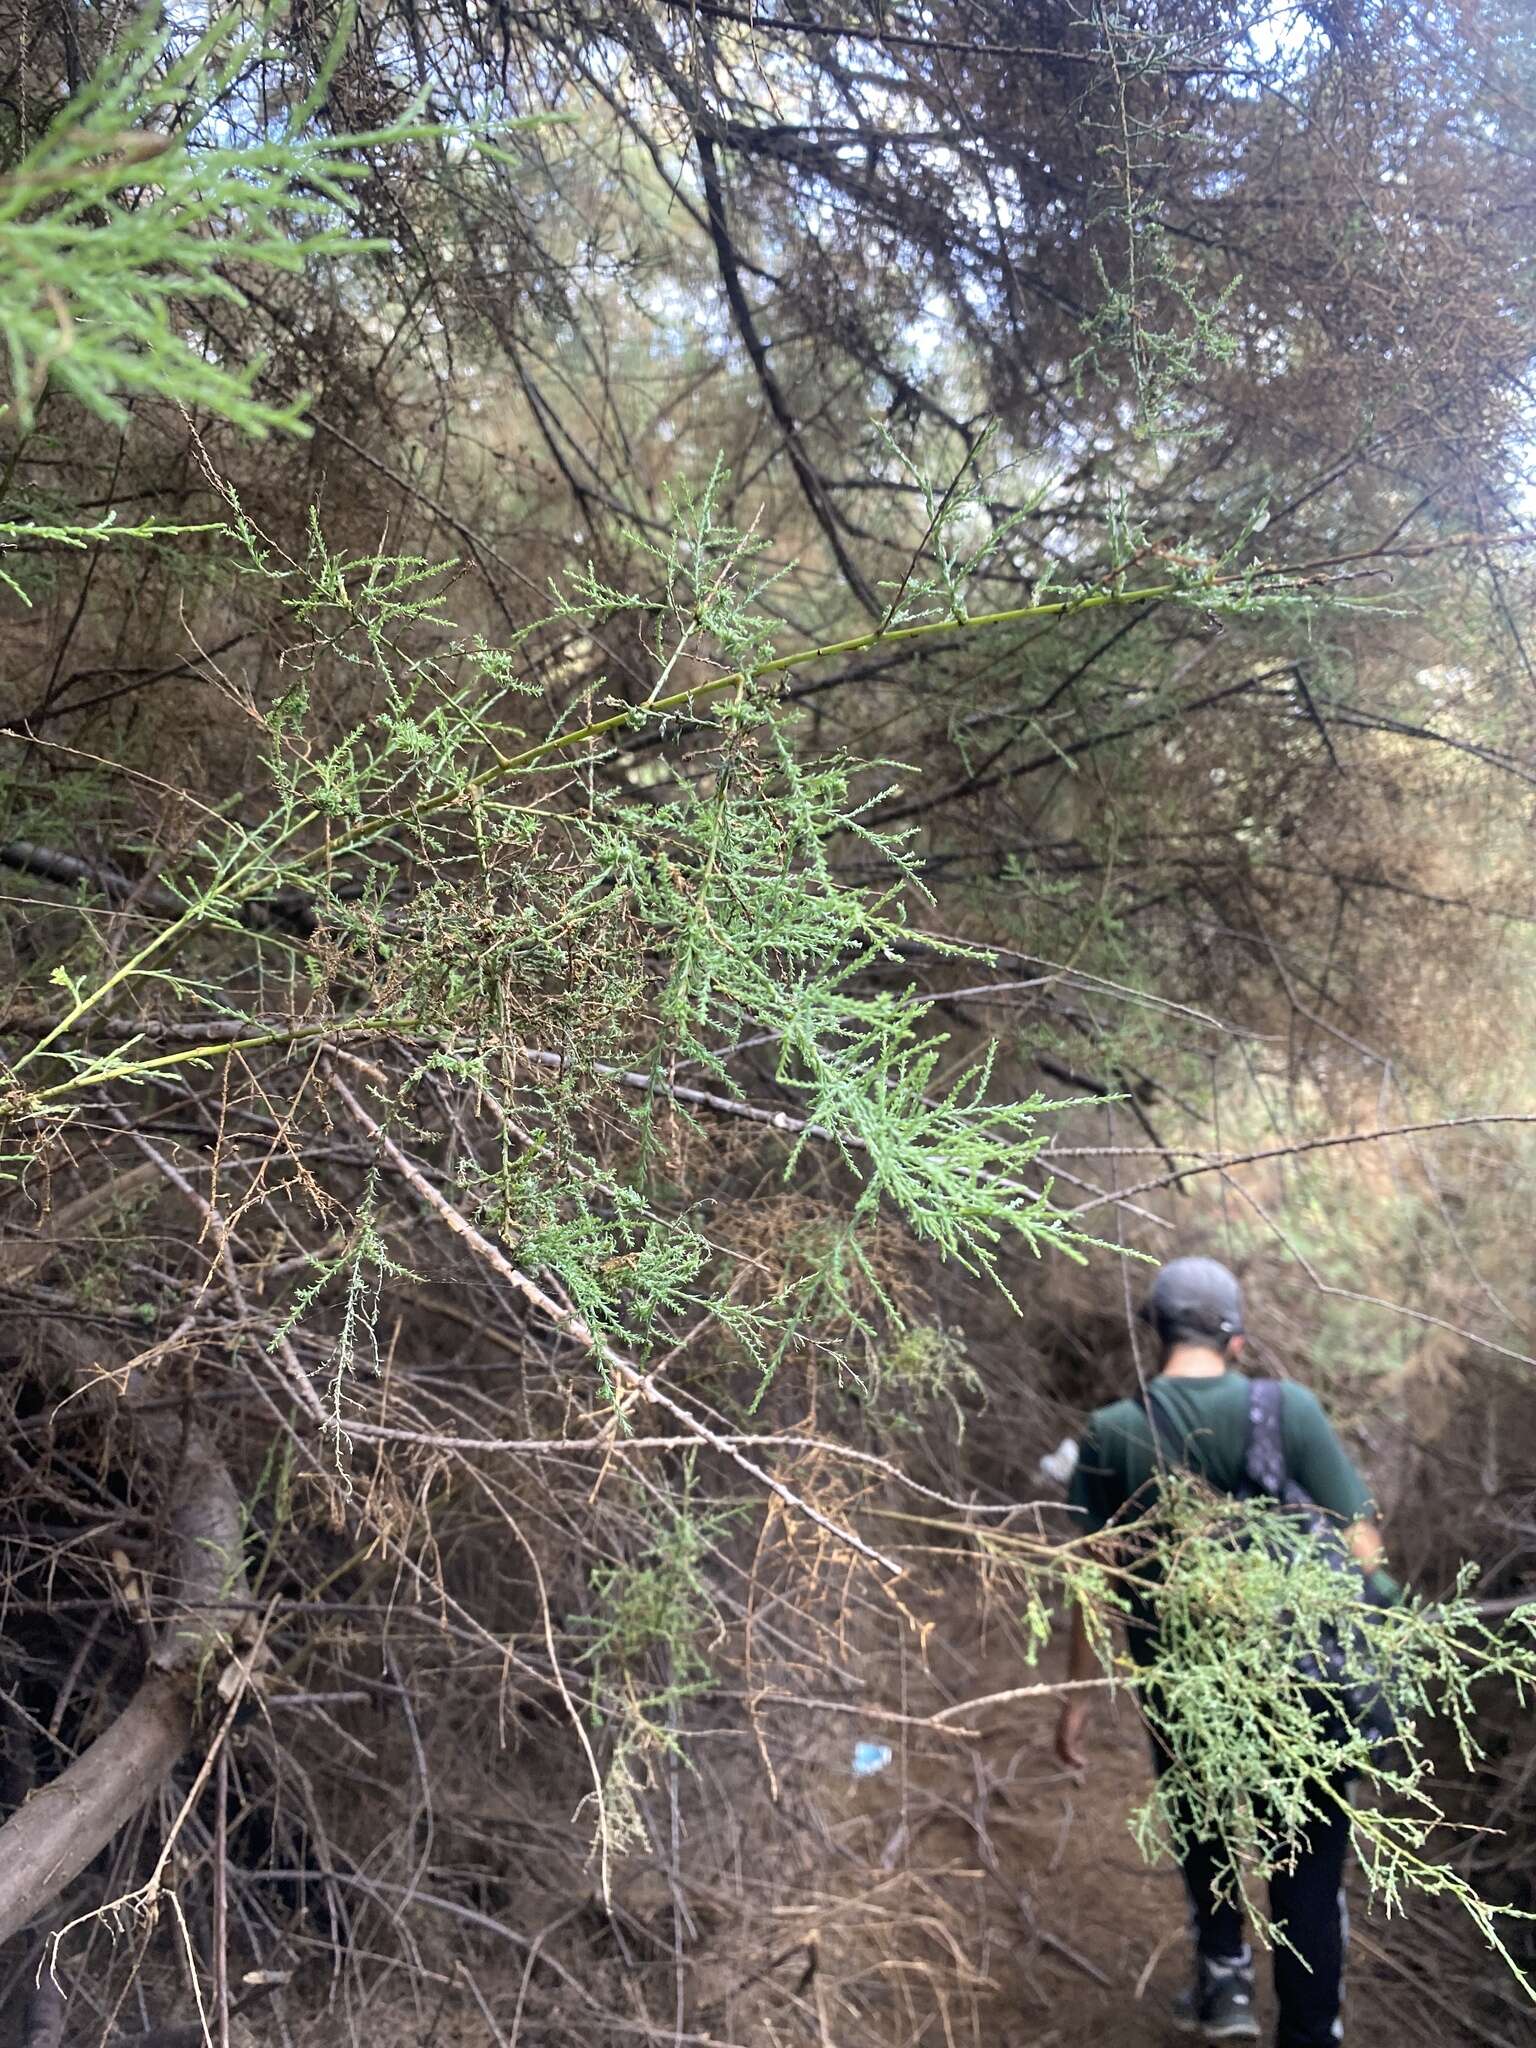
xmin=326 ymin=1067 xmax=906 ymax=1576
xmin=1071 ymin=1112 xmax=1536 ymax=1212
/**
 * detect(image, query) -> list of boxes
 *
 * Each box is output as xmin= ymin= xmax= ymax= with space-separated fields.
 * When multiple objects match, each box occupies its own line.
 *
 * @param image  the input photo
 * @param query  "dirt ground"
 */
xmin=13 ymin=1641 xmax=1523 ymax=2047
xmin=257 ymin=1624 xmax=1528 ymax=2048
xmin=430 ymin=1652 xmax=1523 ymax=2048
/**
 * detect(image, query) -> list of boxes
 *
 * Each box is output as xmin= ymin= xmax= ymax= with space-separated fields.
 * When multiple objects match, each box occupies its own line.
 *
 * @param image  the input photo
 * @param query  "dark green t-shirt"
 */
xmin=1067 ymin=1372 xmax=1374 ymax=1536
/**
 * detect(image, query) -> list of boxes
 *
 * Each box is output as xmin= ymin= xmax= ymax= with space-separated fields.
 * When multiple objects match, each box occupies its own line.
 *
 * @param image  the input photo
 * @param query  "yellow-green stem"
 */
xmin=14 ymin=842 xmax=289 ymax=1075
xmin=294 ymin=574 xmax=1282 ymax=875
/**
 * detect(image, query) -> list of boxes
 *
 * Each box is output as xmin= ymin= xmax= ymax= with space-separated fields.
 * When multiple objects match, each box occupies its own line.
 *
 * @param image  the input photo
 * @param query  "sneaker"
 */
xmin=1171 ymin=1952 xmax=1260 ymax=2041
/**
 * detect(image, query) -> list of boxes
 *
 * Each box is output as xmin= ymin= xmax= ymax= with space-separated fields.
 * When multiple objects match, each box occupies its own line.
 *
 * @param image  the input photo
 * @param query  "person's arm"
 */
xmin=1346 ymin=1517 xmax=1404 ymax=1603
xmin=1056 ymin=1415 xmax=1122 ymax=1772
xmin=1347 ymin=1517 xmax=1384 ymax=1574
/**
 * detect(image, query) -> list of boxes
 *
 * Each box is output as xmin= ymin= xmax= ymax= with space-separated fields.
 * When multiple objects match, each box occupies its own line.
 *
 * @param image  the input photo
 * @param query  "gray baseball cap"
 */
xmin=1143 ymin=1256 xmax=1245 ymax=1341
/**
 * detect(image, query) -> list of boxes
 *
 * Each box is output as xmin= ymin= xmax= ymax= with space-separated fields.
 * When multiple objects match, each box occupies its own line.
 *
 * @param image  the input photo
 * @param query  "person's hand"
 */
xmin=1054 ymin=1696 xmax=1090 ymax=1776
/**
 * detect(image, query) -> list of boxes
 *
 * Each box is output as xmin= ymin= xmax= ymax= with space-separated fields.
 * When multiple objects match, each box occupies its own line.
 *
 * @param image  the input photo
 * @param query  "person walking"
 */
xmin=1053 ymin=1256 xmax=1400 ymax=2046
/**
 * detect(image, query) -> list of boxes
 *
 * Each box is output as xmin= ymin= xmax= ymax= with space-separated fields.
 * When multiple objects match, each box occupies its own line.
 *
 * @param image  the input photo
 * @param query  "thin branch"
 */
xmin=326 ymin=1068 xmax=906 ymax=1576
xmin=1070 ymin=1112 xmax=1536 ymax=1212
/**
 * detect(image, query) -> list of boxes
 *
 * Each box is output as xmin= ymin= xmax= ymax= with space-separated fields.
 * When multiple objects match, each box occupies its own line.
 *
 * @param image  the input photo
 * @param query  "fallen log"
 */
xmin=0 ymin=1419 xmax=248 ymax=1946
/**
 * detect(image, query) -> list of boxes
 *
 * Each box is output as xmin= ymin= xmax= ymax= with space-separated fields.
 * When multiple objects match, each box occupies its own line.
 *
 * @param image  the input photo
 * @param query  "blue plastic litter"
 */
xmin=851 ymin=1740 xmax=893 ymax=1778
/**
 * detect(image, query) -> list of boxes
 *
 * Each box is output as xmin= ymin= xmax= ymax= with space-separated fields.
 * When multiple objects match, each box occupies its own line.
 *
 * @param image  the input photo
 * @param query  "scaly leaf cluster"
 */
xmin=1105 ymin=1474 xmax=1536 ymax=1979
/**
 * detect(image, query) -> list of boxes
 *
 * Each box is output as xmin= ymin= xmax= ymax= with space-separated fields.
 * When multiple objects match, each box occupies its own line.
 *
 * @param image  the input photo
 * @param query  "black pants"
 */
xmin=1154 ymin=1746 xmax=1352 ymax=2048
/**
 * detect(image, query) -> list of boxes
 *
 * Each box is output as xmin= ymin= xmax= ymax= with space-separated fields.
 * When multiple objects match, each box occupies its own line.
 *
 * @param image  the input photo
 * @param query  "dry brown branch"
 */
xmin=326 ymin=1067 xmax=907 ymax=1580
xmin=1217 ymin=1171 xmax=1536 ymax=1372
xmin=108 ymin=1111 xmax=327 ymax=1424
xmin=332 ymin=1415 xmax=1053 ymax=1518
xmin=0 ymin=1418 xmax=249 ymax=1945
xmin=0 ymin=1162 xmax=158 ymax=1285
xmin=1070 ymin=1112 xmax=1536 ymax=1212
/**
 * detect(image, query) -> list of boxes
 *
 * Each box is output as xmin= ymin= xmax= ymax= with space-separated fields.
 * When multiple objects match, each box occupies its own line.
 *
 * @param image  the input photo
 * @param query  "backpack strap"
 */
xmin=1243 ymin=1377 xmax=1289 ymax=1498
xmin=1146 ymin=1377 xmax=1273 ymax=1491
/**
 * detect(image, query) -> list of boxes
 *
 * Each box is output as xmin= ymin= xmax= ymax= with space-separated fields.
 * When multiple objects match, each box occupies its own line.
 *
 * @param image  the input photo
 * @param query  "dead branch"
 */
xmin=1070 ymin=1111 xmax=1536 ymax=1212
xmin=0 ymin=1162 xmax=158 ymax=1286
xmin=326 ymin=1066 xmax=907 ymax=1576
xmin=0 ymin=1418 xmax=249 ymax=1945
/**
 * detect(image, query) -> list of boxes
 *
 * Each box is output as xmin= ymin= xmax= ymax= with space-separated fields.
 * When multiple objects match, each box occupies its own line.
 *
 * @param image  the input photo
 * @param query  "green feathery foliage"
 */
xmin=0 ymin=6 xmax=431 ymax=438
xmin=5 ymin=479 xmax=1097 ymax=1386
xmin=1089 ymin=1476 xmax=1536 ymax=1976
